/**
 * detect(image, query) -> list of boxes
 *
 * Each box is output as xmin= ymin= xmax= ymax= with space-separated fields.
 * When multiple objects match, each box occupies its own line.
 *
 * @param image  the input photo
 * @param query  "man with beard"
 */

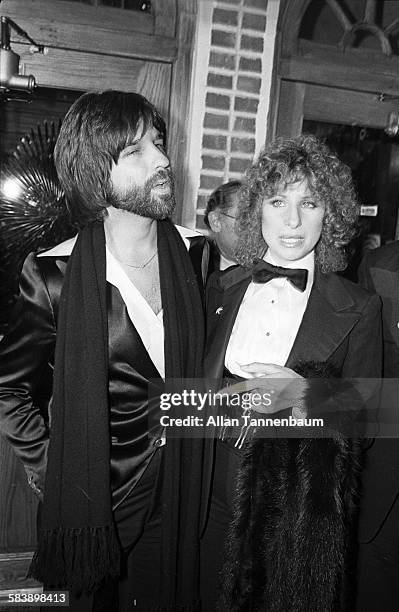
xmin=0 ymin=91 xmax=208 ymax=611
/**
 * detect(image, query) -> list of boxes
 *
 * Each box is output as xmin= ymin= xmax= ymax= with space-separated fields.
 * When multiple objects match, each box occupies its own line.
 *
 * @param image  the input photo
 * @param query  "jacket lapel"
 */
xmin=204 ymin=271 xmax=252 ymax=382
xmin=202 ymin=270 xmax=251 ymax=536
xmin=286 ymin=271 xmax=361 ymax=368
xmin=206 ymin=269 xmax=363 ymax=378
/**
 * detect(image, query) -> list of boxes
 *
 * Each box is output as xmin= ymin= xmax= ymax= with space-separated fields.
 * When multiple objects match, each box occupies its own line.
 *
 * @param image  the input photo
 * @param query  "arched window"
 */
xmin=270 ymin=0 xmax=399 ymax=138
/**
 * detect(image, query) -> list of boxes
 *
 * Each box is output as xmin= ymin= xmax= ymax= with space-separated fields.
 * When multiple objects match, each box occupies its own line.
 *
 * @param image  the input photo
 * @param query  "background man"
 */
xmin=204 ymin=180 xmax=241 ymax=271
xmin=0 ymin=90 xmax=208 ymax=611
xmin=357 ymin=243 xmax=399 ymax=612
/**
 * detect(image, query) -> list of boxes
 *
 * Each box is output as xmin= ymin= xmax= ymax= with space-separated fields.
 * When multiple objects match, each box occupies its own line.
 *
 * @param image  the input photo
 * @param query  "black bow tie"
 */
xmin=252 ymin=259 xmax=308 ymax=292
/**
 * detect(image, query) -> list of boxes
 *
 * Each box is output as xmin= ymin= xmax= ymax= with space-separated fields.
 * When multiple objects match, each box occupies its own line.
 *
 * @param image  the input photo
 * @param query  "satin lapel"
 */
xmin=286 ymin=272 xmax=361 ymax=368
xmin=202 ymin=274 xmax=251 ymax=536
xmin=204 ymin=276 xmax=252 ymax=381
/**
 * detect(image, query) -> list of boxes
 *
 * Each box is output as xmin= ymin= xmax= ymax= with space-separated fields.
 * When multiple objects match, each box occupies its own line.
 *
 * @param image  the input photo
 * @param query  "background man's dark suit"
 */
xmin=357 ymin=242 xmax=399 ymax=612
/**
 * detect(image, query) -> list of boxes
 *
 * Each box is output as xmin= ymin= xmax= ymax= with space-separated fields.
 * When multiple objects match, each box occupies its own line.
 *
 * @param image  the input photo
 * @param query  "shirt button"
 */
xmin=154 ymin=437 xmax=166 ymax=448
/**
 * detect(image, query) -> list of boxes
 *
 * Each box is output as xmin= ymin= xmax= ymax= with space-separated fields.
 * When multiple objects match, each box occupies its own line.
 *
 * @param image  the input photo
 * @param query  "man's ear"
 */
xmin=208 ymin=210 xmax=221 ymax=233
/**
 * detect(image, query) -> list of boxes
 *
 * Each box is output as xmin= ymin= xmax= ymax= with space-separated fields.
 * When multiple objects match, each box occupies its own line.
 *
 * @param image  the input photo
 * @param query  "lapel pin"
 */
xmin=215 ymin=306 xmax=224 ymax=315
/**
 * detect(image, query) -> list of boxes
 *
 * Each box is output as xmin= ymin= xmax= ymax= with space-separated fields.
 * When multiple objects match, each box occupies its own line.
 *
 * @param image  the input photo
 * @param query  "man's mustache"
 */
xmin=146 ymin=168 xmax=174 ymax=190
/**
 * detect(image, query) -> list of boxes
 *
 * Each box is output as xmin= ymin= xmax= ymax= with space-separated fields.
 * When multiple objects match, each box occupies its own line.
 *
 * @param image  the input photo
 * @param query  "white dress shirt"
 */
xmin=225 ymin=250 xmax=315 ymax=378
xmin=219 ymin=253 xmax=236 ymax=270
xmin=106 ymin=246 xmax=165 ymax=377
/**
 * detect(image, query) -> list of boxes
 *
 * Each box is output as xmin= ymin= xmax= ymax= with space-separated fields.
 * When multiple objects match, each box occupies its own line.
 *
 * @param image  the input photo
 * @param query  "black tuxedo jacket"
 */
xmin=202 ymin=265 xmax=383 ymax=610
xmin=358 ymin=242 xmax=399 ymax=376
xmin=356 ymin=243 xmax=399 ymax=611
xmin=204 ymin=266 xmax=382 ymax=381
xmin=203 ymin=265 xmax=386 ymax=604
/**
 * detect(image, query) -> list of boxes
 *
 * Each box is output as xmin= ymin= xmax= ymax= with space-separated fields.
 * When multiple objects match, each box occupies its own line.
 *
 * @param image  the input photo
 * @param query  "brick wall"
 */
xmin=195 ymin=0 xmax=269 ymax=229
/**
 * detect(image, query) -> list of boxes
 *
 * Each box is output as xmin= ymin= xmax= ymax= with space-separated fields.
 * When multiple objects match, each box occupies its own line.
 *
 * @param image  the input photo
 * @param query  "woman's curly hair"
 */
xmin=235 ymin=134 xmax=359 ymax=273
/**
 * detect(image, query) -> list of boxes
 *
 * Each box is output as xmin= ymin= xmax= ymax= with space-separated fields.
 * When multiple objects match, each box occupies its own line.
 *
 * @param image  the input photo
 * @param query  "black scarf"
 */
xmin=29 ymin=219 xmax=205 ymax=609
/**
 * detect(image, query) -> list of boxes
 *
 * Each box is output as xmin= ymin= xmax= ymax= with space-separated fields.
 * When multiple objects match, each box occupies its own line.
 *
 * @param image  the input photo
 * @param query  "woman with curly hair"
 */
xmin=201 ymin=135 xmax=382 ymax=611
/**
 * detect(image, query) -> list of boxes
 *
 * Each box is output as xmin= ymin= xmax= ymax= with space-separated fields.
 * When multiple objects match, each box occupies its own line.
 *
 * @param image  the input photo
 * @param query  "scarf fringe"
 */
xmin=28 ymin=525 xmax=121 ymax=595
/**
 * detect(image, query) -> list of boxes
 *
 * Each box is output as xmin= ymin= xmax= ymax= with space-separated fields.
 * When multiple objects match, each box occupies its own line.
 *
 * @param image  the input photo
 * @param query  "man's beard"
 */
xmin=107 ymin=168 xmax=176 ymax=220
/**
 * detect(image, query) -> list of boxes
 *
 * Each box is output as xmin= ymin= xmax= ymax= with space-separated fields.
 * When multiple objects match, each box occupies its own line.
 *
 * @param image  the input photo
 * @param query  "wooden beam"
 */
xmin=267 ymin=26 xmax=284 ymax=142
xmin=0 ymin=552 xmax=40 ymax=590
xmin=303 ymin=82 xmax=399 ymax=129
xmin=339 ymin=23 xmax=392 ymax=56
xmin=1 ymin=1 xmax=176 ymax=61
xmin=276 ymin=80 xmax=305 ymax=137
xmin=278 ymin=0 xmax=311 ymax=56
xmin=279 ymin=41 xmax=399 ymax=97
xmin=170 ymin=0 xmax=197 ymax=225
xmin=13 ymin=43 xmax=171 ymax=116
xmin=364 ymin=0 xmax=377 ymax=24
xmin=1 ymin=0 xmax=153 ymax=35
xmin=154 ymin=0 xmax=177 ymax=38
xmin=326 ymin=0 xmax=352 ymax=31
xmin=384 ymin=16 xmax=399 ymax=35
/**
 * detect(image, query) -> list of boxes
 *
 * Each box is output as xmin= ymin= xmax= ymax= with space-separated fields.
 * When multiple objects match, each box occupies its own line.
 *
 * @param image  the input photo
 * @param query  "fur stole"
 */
xmin=218 ymin=362 xmax=363 ymax=612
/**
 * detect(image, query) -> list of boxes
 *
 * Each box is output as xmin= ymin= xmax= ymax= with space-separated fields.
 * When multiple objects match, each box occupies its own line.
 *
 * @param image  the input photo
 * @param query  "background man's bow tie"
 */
xmin=252 ymin=258 xmax=308 ymax=292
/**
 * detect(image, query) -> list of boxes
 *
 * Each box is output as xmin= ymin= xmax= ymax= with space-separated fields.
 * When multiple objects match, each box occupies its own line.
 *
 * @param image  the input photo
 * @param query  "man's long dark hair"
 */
xmin=54 ymin=90 xmax=166 ymax=225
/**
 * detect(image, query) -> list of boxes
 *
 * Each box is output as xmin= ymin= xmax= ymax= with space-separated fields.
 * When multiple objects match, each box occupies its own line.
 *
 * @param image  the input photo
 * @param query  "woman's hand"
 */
xmin=239 ymin=362 xmax=307 ymax=414
xmin=240 ymin=363 xmax=303 ymax=379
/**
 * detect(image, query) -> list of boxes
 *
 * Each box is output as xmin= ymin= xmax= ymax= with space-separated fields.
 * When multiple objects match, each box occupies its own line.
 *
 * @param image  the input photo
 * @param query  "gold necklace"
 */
xmin=114 ymin=250 xmax=158 ymax=269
